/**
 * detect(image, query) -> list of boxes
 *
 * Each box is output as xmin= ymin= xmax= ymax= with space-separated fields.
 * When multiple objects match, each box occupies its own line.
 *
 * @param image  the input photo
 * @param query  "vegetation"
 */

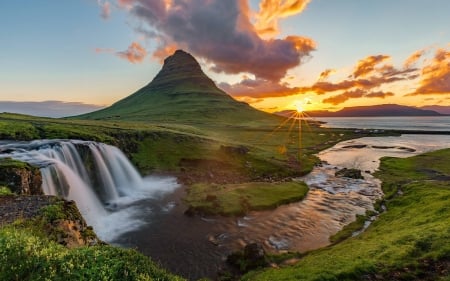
xmin=329 ymin=210 xmax=376 ymax=244
xmin=243 ymin=149 xmax=450 ymax=280
xmin=0 ymin=186 xmax=13 ymax=195
xmin=185 ymin=181 xmax=309 ymax=216
xmin=0 ymin=202 xmax=184 ymax=281
xmin=0 ymin=157 xmax=32 ymax=169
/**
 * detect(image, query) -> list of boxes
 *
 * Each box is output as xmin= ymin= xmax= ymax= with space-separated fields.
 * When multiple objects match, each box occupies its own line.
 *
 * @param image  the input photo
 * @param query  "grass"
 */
xmin=0 ymin=186 xmax=13 ymax=195
xmin=242 ymin=149 xmax=450 ymax=280
xmin=0 ymin=158 xmax=32 ymax=169
xmin=0 ymin=201 xmax=184 ymax=281
xmin=184 ymin=181 xmax=309 ymax=216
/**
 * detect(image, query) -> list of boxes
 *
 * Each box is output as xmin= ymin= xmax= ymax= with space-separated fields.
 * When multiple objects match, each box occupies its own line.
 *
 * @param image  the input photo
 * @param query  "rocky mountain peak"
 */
xmin=151 ymin=49 xmax=208 ymax=85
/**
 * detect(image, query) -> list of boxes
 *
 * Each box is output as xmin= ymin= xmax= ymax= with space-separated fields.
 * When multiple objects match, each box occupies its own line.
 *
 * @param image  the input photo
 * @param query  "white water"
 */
xmin=0 ymin=140 xmax=180 ymax=241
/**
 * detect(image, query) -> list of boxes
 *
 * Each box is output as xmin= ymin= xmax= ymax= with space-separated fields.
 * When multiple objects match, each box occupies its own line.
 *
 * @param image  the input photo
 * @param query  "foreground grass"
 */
xmin=184 ymin=181 xmax=309 ymax=216
xmin=243 ymin=149 xmax=450 ymax=280
xmin=0 ymin=202 xmax=184 ymax=281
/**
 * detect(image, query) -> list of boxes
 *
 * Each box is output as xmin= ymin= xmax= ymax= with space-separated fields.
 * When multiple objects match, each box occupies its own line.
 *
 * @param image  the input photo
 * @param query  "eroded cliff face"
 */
xmin=0 ymin=159 xmax=43 ymax=195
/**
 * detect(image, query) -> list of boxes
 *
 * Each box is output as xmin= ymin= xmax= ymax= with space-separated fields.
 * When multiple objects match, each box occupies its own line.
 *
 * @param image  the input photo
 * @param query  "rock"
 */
xmin=0 ymin=160 xmax=43 ymax=195
xmin=335 ymin=168 xmax=364 ymax=179
xmin=227 ymin=242 xmax=268 ymax=272
xmin=244 ymin=242 xmax=266 ymax=263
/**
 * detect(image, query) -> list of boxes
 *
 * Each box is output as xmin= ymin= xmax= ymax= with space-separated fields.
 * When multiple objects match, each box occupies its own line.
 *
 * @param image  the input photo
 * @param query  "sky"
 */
xmin=1 ymin=0 xmax=449 ymax=117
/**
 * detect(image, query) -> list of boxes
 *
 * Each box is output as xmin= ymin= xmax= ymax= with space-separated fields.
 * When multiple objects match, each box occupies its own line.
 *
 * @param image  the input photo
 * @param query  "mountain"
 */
xmin=300 ymin=104 xmax=443 ymax=117
xmin=420 ymin=105 xmax=450 ymax=115
xmin=76 ymin=50 xmax=274 ymax=123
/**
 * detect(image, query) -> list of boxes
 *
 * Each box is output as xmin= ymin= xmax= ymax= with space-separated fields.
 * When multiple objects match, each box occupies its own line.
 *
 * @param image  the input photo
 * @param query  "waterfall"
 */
xmin=0 ymin=139 xmax=179 ymax=241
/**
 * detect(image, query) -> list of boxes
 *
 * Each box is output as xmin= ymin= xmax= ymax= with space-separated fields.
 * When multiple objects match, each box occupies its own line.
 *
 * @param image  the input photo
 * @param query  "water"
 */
xmin=314 ymin=116 xmax=450 ymax=132
xmin=0 ymin=140 xmax=180 ymax=241
xmin=2 ymin=136 xmax=449 ymax=280
xmin=114 ymin=134 xmax=450 ymax=280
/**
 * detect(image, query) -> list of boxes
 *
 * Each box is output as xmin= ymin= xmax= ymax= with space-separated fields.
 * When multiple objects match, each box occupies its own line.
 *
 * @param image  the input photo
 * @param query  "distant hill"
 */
xmin=75 ymin=50 xmax=275 ymax=124
xmin=281 ymin=104 xmax=444 ymax=117
xmin=420 ymin=105 xmax=450 ymax=115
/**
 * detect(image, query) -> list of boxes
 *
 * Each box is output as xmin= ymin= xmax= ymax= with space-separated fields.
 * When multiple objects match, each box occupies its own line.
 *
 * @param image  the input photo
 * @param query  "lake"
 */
xmin=313 ymin=116 xmax=450 ymax=132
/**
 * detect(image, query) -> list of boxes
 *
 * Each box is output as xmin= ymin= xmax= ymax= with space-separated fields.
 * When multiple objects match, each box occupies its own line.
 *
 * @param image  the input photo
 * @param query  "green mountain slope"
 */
xmin=76 ymin=50 xmax=275 ymax=124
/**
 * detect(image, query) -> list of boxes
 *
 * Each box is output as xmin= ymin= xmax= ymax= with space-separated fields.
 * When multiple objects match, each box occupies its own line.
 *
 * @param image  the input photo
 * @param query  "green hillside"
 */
xmin=76 ymin=50 xmax=275 ymax=124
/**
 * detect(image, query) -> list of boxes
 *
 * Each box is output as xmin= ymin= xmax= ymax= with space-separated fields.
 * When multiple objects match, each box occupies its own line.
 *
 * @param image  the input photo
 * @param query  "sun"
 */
xmin=294 ymin=101 xmax=304 ymax=113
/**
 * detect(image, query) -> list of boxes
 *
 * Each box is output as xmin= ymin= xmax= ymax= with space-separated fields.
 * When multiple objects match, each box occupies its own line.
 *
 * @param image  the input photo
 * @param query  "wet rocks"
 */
xmin=227 ymin=242 xmax=268 ymax=272
xmin=335 ymin=168 xmax=364 ymax=179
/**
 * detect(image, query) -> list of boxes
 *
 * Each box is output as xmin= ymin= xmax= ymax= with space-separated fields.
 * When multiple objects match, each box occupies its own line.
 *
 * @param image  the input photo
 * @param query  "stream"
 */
xmin=113 ymin=134 xmax=450 ymax=280
xmin=1 ymin=135 xmax=449 ymax=280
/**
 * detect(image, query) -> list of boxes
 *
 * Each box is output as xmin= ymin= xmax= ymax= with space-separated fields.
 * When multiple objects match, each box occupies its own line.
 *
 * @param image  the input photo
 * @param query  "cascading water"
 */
xmin=0 ymin=139 xmax=179 ymax=241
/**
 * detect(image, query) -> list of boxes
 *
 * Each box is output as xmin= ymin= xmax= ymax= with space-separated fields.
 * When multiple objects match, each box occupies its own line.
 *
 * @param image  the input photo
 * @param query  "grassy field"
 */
xmin=0 ymin=112 xmax=374 ymax=215
xmin=243 ymin=149 xmax=450 ymax=281
xmin=184 ymin=181 xmax=309 ymax=216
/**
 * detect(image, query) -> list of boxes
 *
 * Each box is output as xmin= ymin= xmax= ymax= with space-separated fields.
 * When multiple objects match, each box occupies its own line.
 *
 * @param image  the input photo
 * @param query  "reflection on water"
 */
xmin=115 ymin=134 xmax=450 ymax=280
xmin=316 ymin=116 xmax=450 ymax=132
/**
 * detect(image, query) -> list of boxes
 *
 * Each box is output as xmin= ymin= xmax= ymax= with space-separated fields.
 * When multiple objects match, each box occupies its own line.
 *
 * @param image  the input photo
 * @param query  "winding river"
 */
xmin=1 ymin=135 xmax=449 ymax=280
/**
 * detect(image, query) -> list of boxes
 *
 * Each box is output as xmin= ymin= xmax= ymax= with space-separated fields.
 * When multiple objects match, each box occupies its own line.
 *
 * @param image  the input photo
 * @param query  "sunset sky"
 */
xmin=1 ymin=0 xmax=449 ymax=116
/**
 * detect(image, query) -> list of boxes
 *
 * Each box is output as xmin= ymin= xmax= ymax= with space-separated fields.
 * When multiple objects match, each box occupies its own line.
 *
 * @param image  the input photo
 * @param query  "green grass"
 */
xmin=243 ymin=149 xmax=450 ymax=280
xmin=184 ymin=181 xmax=309 ymax=216
xmin=0 ymin=158 xmax=31 ymax=169
xmin=0 ymin=186 xmax=13 ymax=195
xmin=0 ymin=201 xmax=184 ymax=281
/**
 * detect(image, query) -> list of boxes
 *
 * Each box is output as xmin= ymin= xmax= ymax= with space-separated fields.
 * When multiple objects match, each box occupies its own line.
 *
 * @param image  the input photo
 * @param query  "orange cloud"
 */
xmin=407 ymin=47 xmax=450 ymax=95
xmin=323 ymin=89 xmax=395 ymax=105
xmin=152 ymin=44 xmax=179 ymax=62
xmin=118 ymin=0 xmax=135 ymax=8
xmin=317 ymin=69 xmax=335 ymax=81
xmin=404 ymin=49 xmax=425 ymax=69
xmin=353 ymin=55 xmax=390 ymax=78
xmin=255 ymin=0 xmax=311 ymax=36
xmin=116 ymin=42 xmax=147 ymax=63
xmin=94 ymin=47 xmax=114 ymax=53
xmin=219 ymin=78 xmax=303 ymax=98
xmin=322 ymin=89 xmax=365 ymax=105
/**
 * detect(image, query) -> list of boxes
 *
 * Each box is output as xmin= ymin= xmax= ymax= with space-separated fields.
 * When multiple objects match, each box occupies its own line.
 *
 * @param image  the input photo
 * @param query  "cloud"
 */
xmin=116 ymin=41 xmax=147 ymax=63
xmin=404 ymin=49 xmax=425 ymax=69
xmin=0 ymin=101 xmax=105 ymax=118
xmin=123 ymin=0 xmax=315 ymax=81
xmin=407 ymin=47 xmax=450 ymax=96
xmin=255 ymin=0 xmax=311 ymax=36
xmin=322 ymin=89 xmax=394 ymax=105
xmin=94 ymin=47 xmax=114 ymax=53
xmin=322 ymin=89 xmax=365 ymax=105
xmin=353 ymin=55 xmax=390 ymax=78
xmin=219 ymin=78 xmax=302 ymax=98
xmin=98 ymin=0 xmax=111 ymax=19
xmin=317 ymin=69 xmax=335 ymax=81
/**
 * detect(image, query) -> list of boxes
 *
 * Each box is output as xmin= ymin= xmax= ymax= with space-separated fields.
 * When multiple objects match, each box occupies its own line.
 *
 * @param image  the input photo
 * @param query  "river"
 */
xmin=2 ymin=135 xmax=449 ymax=280
xmin=112 ymin=134 xmax=450 ymax=280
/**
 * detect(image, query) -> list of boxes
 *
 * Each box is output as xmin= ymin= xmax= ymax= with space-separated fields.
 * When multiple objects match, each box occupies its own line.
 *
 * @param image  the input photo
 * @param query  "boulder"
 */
xmin=335 ymin=168 xmax=364 ymax=179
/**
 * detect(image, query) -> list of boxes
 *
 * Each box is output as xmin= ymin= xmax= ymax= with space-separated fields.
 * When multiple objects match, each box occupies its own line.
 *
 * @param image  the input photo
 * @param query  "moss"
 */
xmin=0 ymin=158 xmax=31 ymax=169
xmin=0 ymin=186 xmax=13 ymax=195
xmin=184 ymin=181 xmax=309 ymax=216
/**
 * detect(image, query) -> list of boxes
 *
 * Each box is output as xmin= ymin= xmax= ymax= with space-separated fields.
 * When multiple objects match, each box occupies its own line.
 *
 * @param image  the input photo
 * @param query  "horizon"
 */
xmin=1 ymin=0 xmax=449 ymax=117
